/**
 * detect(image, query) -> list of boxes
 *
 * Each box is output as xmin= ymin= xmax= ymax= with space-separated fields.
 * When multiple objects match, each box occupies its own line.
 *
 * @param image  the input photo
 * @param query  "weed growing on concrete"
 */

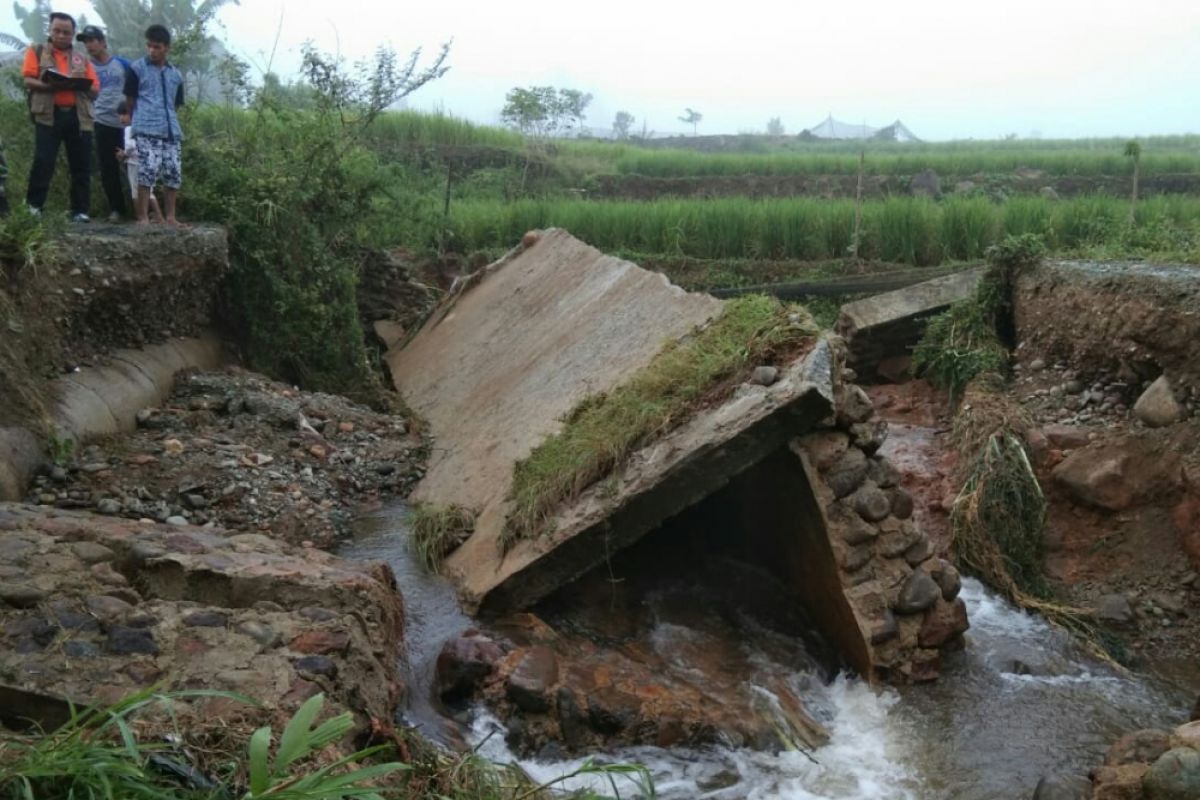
xmin=410 ymin=503 xmax=476 ymax=573
xmin=503 ymin=295 xmax=817 ymax=546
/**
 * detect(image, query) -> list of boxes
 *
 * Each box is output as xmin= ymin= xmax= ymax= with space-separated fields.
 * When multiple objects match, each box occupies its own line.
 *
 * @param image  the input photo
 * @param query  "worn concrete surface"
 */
xmin=387 ymin=230 xmax=723 ymax=608
xmin=836 ymin=268 xmax=984 ymax=380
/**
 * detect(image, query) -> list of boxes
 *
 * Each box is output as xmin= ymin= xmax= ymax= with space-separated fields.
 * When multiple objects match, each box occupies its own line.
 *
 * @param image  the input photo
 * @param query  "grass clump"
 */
xmin=410 ymin=504 xmax=476 ymax=573
xmin=504 ymin=295 xmax=817 ymax=546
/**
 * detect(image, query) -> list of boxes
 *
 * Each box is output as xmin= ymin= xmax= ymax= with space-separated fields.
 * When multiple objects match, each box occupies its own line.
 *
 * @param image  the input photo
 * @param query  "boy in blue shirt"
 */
xmin=122 ymin=24 xmax=185 ymax=226
xmin=78 ymin=25 xmax=130 ymax=222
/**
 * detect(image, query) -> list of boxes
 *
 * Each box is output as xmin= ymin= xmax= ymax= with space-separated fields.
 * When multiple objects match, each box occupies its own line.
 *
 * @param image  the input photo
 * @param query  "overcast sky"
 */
xmin=4 ymin=0 xmax=1199 ymax=141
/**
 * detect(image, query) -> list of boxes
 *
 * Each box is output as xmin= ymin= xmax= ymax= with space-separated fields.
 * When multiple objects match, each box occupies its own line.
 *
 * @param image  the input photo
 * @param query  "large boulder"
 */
xmin=1052 ymin=442 xmax=1183 ymax=512
xmin=1106 ymin=729 xmax=1172 ymax=766
xmin=1133 ymin=376 xmax=1185 ymax=428
xmin=1142 ymin=748 xmax=1200 ymax=800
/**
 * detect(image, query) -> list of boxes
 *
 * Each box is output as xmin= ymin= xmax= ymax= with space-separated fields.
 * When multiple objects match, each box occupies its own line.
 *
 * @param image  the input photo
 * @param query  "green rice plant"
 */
xmin=504 ymin=295 xmax=817 ymax=546
xmin=911 ymin=299 xmax=1008 ymax=403
xmin=940 ymin=196 xmax=1000 ymax=260
xmin=409 ymin=503 xmax=476 ymax=573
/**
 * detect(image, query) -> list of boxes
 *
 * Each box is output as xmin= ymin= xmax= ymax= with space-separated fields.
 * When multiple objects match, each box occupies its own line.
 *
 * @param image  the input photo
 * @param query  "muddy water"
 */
xmin=346 ymin=504 xmax=1193 ymax=800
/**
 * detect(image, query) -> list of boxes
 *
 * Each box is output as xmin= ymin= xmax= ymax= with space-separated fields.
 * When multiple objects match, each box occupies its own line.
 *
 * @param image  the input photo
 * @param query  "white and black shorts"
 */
xmin=135 ymin=137 xmax=182 ymax=190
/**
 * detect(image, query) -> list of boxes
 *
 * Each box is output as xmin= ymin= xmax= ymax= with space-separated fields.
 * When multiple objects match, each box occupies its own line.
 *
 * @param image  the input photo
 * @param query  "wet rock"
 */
xmin=294 ymin=655 xmax=338 ymax=678
xmin=1 ymin=584 xmax=47 ymax=608
xmin=1094 ymin=594 xmax=1136 ymax=627
xmin=182 ymin=610 xmax=228 ymax=628
xmin=289 ymin=630 xmax=351 ymax=655
xmin=842 ymin=545 xmax=872 ymax=573
xmin=870 ymin=609 xmax=898 ymax=644
xmin=1106 ymin=729 xmax=1172 ymax=766
xmin=839 ymin=511 xmax=880 ymax=546
xmin=878 ymin=523 xmax=922 ymax=558
xmin=1143 ymin=748 xmax=1200 ymax=800
xmin=85 ymin=594 xmax=134 ymax=622
xmin=851 ymin=484 xmax=892 ymax=523
xmin=895 ymin=570 xmax=941 ymax=615
xmin=1052 ymin=444 xmax=1182 ymax=512
xmin=1043 ymin=424 xmax=1090 ymax=450
xmin=506 ymin=646 xmax=559 ymax=713
xmin=929 ymin=560 xmax=962 ymax=601
xmin=62 ymin=640 xmax=100 ymax=659
xmin=827 ymin=449 xmax=869 ymax=499
xmin=903 ymin=536 xmax=932 ymax=567
xmin=750 ymin=366 xmax=778 ymax=386
xmin=867 ymin=457 xmax=901 ymax=489
xmin=1134 ymin=376 xmax=1184 ymax=428
xmin=890 ymin=488 xmax=915 ymax=520
xmin=1032 ymin=773 xmax=1092 ymax=800
xmin=556 ymin=688 xmax=590 ymax=749
xmin=72 ymin=541 xmax=115 ymax=564
xmin=849 ymin=420 xmax=888 ymax=455
xmin=1093 ymin=763 xmax=1150 ymax=800
xmin=798 ymin=432 xmax=850 ymax=472
xmin=836 ymin=385 xmax=875 ymax=427
xmin=587 ymin=685 xmax=639 ymax=735
xmin=918 ymin=598 xmax=969 ymax=648
xmin=96 ymin=498 xmax=122 ymax=515
xmin=1175 ymin=721 xmax=1200 ymax=747
xmin=236 ymin=621 xmax=280 ymax=648
xmin=165 ymin=516 xmax=189 ymax=526
xmin=105 ymin=626 xmax=158 ymax=656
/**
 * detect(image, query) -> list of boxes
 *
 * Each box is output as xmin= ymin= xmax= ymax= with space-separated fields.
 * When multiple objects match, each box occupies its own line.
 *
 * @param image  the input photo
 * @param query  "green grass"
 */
xmin=504 ymin=295 xmax=818 ymax=545
xmin=441 ymin=195 xmax=1200 ymax=266
xmin=409 ymin=504 xmax=476 ymax=573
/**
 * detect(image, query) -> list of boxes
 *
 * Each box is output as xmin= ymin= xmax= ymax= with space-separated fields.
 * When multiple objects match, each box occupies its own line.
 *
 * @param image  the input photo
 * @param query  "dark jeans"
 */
xmin=26 ymin=107 xmax=92 ymax=215
xmin=94 ymin=122 xmax=126 ymax=217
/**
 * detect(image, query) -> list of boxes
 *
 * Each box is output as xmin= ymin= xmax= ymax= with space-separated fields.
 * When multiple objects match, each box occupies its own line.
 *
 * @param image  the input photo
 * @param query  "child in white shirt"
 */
xmin=116 ymin=102 xmax=162 ymax=223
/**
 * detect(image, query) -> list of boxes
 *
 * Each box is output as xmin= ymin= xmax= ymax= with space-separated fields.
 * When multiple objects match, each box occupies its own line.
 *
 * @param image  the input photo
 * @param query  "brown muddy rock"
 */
xmin=918 ymin=598 xmax=969 ymax=648
xmin=1093 ymin=764 xmax=1149 ymax=800
xmin=867 ymin=456 xmax=901 ymax=489
xmin=1175 ymin=721 xmax=1200 ymax=747
xmin=0 ymin=504 xmax=404 ymax=741
xmin=876 ymin=355 xmax=913 ymax=384
xmin=1052 ymin=442 xmax=1183 ymax=512
xmin=831 ymin=501 xmax=880 ymax=546
xmin=1032 ymin=773 xmax=1093 ymax=800
xmin=903 ymin=535 xmax=933 ymax=567
xmin=842 ymin=544 xmax=873 ymax=573
xmin=1133 ymin=376 xmax=1185 ymax=428
xmin=436 ymin=630 xmax=506 ymax=701
xmin=1044 ymin=424 xmax=1093 ymax=451
xmin=878 ymin=520 xmax=923 ymax=558
xmin=506 ymin=646 xmax=560 ymax=712
xmin=890 ymin=488 xmax=916 ymax=520
xmin=1106 ymin=730 xmax=1173 ymax=767
xmin=1094 ymin=594 xmax=1137 ymax=628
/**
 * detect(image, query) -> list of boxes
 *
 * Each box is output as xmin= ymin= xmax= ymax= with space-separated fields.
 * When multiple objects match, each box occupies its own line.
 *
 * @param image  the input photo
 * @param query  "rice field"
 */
xmin=444 ymin=195 xmax=1200 ymax=265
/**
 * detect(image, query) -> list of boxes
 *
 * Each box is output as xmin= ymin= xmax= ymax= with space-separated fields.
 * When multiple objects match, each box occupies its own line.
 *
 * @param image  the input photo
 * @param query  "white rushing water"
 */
xmin=464 ymin=578 xmax=1190 ymax=800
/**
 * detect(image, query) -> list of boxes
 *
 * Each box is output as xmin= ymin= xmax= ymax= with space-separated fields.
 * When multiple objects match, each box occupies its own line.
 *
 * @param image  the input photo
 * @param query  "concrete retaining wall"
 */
xmin=0 ymin=335 xmax=223 ymax=501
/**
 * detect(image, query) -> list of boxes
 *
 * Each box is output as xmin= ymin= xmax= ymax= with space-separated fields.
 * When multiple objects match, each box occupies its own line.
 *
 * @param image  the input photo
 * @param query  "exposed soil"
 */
xmin=24 ymin=368 xmax=425 ymax=549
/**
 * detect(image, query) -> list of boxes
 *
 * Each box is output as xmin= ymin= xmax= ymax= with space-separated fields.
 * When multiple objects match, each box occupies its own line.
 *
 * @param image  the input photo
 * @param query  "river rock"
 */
xmin=1143 ymin=748 xmax=1200 ymax=800
xmin=506 ymin=646 xmax=559 ymax=712
xmin=928 ymin=559 xmax=962 ymax=601
xmin=895 ymin=569 xmax=941 ymax=615
xmin=849 ymin=420 xmax=888 ymax=455
xmin=918 ymin=598 xmax=969 ymax=648
xmin=867 ymin=457 xmax=901 ymax=489
xmin=1106 ymin=729 xmax=1172 ymax=766
xmin=878 ymin=523 xmax=922 ymax=558
xmin=1134 ymin=376 xmax=1185 ymax=428
xmin=1094 ymin=594 xmax=1136 ymax=627
xmin=827 ymin=449 xmax=869 ymax=499
xmin=437 ymin=631 xmax=505 ymax=701
xmin=903 ymin=535 xmax=933 ymax=567
xmin=890 ymin=488 xmax=915 ymax=520
xmin=1175 ymin=721 xmax=1200 ymax=747
xmin=1032 ymin=773 xmax=1091 ymax=800
xmin=852 ymin=483 xmax=892 ymax=522
xmin=1052 ymin=443 xmax=1182 ymax=512
xmin=842 ymin=545 xmax=872 ymax=573
xmin=870 ymin=609 xmax=898 ymax=644
xmin=750 ymin=366 xmax=778 ymax=386
xmin=800 ymin=432 xmax=850 ymax=471
xmin=836 ymin=384 xmax=875 ymax=427
xmin=1094 ymin=764 xmax=1151 ymax=800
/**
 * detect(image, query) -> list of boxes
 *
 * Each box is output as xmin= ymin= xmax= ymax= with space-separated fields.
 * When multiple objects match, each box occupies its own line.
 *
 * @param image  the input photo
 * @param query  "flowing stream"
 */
xmin=342 ymin=503 xmax=1193 ymax=800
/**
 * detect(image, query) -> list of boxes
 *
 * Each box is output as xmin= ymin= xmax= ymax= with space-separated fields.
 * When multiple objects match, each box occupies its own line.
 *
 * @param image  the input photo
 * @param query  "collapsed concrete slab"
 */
xmin=836 ymin=267 xmax=983 ymax=380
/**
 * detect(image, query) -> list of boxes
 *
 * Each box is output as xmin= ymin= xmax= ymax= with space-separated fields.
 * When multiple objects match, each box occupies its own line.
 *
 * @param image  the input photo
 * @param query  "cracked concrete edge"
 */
xmin=0 ymin=332 xmax=224 ymax=501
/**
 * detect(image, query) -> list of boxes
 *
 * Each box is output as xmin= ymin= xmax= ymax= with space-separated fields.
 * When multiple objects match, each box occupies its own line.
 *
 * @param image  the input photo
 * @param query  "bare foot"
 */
xmin=134 ymin=218 xmax=151 ymax=226
xmin=166 ymin=218 xmax=192 ymax=229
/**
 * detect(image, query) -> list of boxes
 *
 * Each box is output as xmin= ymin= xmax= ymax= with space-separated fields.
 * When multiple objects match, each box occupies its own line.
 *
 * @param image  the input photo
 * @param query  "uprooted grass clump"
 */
xmin=504 ymin=294 xmax=818 ymax=547
xmin=912 ymin=233 xmax=1045 ymax=403
xmin=410 ymin=503 xmax=477 ymax=573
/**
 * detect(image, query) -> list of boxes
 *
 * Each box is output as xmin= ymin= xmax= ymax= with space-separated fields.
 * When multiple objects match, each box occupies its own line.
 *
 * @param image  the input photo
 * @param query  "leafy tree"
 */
xmin=8 ymin=0 xmax=89 ymax=47
xmin=500 ymin=85 xmax=592 ymax=138
xmin=766 ymin=116 xmax=784 ymax=136
xmin=679 ymin=107 xmax=702 ymax=136
xmin=1124 ymin=139 xmax=1141 ymax=221
xmin=612 ymin=110 xmax=634 ymax=139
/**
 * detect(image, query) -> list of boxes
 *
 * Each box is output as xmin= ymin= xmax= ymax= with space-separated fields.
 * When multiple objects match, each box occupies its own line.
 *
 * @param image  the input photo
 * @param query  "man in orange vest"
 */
xmin=21 ymin=12 xmax=99 ymax=221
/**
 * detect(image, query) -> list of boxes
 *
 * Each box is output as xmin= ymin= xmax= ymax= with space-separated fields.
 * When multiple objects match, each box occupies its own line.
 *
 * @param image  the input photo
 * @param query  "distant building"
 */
xmin=801 ymin=115 xmax=921 ymax=143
